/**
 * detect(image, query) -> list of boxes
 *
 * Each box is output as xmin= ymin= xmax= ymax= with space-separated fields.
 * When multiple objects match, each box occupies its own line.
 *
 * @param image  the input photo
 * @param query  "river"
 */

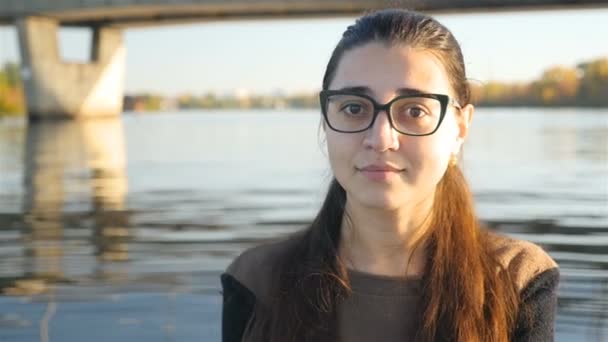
xmin=0 ymin=108 xmax=606 ymax=341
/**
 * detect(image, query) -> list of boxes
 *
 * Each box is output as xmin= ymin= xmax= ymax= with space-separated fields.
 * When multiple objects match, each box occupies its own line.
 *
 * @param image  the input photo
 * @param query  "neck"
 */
xmin=338 ymin=193 xmax=434 ymax=277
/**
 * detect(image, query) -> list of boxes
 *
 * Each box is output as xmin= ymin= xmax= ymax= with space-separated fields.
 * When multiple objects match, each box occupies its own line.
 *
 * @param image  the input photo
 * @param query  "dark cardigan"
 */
xmin=220 ymin=233 xmax=560 ymax=342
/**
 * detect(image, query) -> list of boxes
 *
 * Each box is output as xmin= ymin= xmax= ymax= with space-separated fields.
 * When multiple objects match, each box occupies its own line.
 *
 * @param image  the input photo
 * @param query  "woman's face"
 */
xmin=324 ymin=42 xmax=473 ymax=211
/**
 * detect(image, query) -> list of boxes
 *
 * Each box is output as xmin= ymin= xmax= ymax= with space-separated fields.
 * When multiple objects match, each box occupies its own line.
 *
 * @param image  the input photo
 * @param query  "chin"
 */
xmin=351 ymin=190 xmax=406 ymax=211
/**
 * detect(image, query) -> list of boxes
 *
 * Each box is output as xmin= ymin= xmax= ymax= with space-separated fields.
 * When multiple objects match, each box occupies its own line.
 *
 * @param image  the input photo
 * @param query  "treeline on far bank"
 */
xmin=1 ymin=57 xmax=607 ymax=116
xmin=0 ymin=63 xmax=22 ymax=116
xmin=472 ymin=58 xmax=608 ymax=107
xmin=123 ymin=92 xmax=317 ymax=112
xmin=116 ymin=57 xmax=608 ymax=111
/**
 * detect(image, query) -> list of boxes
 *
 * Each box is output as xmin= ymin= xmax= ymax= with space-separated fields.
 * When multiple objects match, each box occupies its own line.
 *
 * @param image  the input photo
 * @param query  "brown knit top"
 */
xmin=221 ymin=232 xmax=559 ymax=341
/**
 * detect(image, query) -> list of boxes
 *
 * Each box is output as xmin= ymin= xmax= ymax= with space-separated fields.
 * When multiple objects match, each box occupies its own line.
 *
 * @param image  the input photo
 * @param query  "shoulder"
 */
xmin=487 ymin=232 xmax=562 ymax=341
xmin=223 ymin=231 xmax=304 ymax=303
xmin=486 ymin=231 xmax=559 ymax=293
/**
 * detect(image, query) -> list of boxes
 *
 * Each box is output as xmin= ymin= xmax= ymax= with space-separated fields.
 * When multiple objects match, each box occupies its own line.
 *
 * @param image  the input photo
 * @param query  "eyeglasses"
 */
xmin=319 ymin=90 xmax=461 ymax=136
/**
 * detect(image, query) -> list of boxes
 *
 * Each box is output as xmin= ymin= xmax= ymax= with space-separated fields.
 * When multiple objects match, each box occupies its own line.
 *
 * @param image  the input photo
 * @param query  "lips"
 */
xmin=356 ymin=163 xmax=404 ymax=181
xmin=357 ymin=164 xmax=404 ymax=172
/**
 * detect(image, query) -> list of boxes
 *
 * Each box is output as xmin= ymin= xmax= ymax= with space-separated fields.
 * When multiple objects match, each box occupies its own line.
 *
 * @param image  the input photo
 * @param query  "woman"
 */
xmin=221 ymin=9 xmax=559 ymax=342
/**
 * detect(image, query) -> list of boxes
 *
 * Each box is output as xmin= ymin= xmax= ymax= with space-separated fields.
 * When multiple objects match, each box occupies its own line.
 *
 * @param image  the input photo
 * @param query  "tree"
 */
xmin=531 ymin=66 xmax=579 ymax=105
xmin=3 ymin=62 xmax=20 ymax=87
xmin=0 ymin=63 xmax=25 ymax=115
xmin=577 ymin=58 xmax=608 ymax=106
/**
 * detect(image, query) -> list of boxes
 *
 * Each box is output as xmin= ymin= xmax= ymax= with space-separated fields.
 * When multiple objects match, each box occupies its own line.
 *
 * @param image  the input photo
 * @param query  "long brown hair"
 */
xmin=245 ymin=9 xmax=519 ymax=342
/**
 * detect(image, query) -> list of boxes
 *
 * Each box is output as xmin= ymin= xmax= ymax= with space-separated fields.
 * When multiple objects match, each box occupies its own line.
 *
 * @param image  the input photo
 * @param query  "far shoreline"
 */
xmin=2 ymin=105 xmax=608 ymax=119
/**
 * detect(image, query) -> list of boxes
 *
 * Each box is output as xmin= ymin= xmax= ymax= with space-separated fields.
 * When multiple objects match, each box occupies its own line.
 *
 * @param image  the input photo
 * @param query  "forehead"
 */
xmin=329 ymin=42 xmax=453 ymax=98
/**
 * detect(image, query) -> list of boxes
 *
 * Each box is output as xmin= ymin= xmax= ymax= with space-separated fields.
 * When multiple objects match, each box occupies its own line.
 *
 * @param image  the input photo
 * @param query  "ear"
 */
xmin=454 ymin=103 xmax=474 ymax=154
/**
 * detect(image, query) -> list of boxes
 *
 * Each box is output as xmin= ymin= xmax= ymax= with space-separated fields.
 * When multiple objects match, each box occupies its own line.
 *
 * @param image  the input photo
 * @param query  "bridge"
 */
xmin=1 ymin=0 xmax=607 ymax=120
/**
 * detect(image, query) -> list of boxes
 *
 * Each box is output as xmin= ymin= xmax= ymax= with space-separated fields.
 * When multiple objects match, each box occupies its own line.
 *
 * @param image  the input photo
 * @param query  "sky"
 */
xmin=0 ymin=8 xmax=607 ymax=96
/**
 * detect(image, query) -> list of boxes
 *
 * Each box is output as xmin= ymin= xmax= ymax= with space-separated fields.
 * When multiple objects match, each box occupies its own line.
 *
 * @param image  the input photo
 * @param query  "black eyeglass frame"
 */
xmin=319 ymin=90 xmax=461 ymax=136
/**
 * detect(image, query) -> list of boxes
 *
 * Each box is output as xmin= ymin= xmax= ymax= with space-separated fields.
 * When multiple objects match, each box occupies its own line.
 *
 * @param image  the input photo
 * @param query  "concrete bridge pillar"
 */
xmin=16 ymin=16 xmax=125 ymax=120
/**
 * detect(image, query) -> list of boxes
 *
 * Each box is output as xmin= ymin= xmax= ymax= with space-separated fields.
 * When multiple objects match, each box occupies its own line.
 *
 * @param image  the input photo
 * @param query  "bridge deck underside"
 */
xmin=1 ymin=0 xmax=607 ymax=27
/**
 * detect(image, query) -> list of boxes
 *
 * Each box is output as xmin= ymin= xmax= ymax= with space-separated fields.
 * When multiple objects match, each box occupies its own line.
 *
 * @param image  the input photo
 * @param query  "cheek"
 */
xmin=402 ymin=134 xmax=452 ymax=181
xmin=426 ymin=114 xmax=460 ymax=162
xmin=326 ymin=133 xmax=360 ymax=176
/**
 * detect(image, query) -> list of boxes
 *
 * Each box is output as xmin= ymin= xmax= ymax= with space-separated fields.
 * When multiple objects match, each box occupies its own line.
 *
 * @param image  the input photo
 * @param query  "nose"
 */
xmin=363 ymin=110 xmax=400 ymax=152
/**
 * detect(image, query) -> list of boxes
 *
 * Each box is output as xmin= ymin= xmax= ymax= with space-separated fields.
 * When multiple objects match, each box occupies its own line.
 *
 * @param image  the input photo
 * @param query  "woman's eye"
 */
xmin=343 ymin=103 xmax=364 ymax=115
xmin=407 ymin=106 xmax=426 ymax=118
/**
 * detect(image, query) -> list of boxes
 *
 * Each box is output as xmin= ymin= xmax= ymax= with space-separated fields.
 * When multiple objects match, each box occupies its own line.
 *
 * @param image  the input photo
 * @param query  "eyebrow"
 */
xmin=337 ymin=86 xmax=426 ymax=96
